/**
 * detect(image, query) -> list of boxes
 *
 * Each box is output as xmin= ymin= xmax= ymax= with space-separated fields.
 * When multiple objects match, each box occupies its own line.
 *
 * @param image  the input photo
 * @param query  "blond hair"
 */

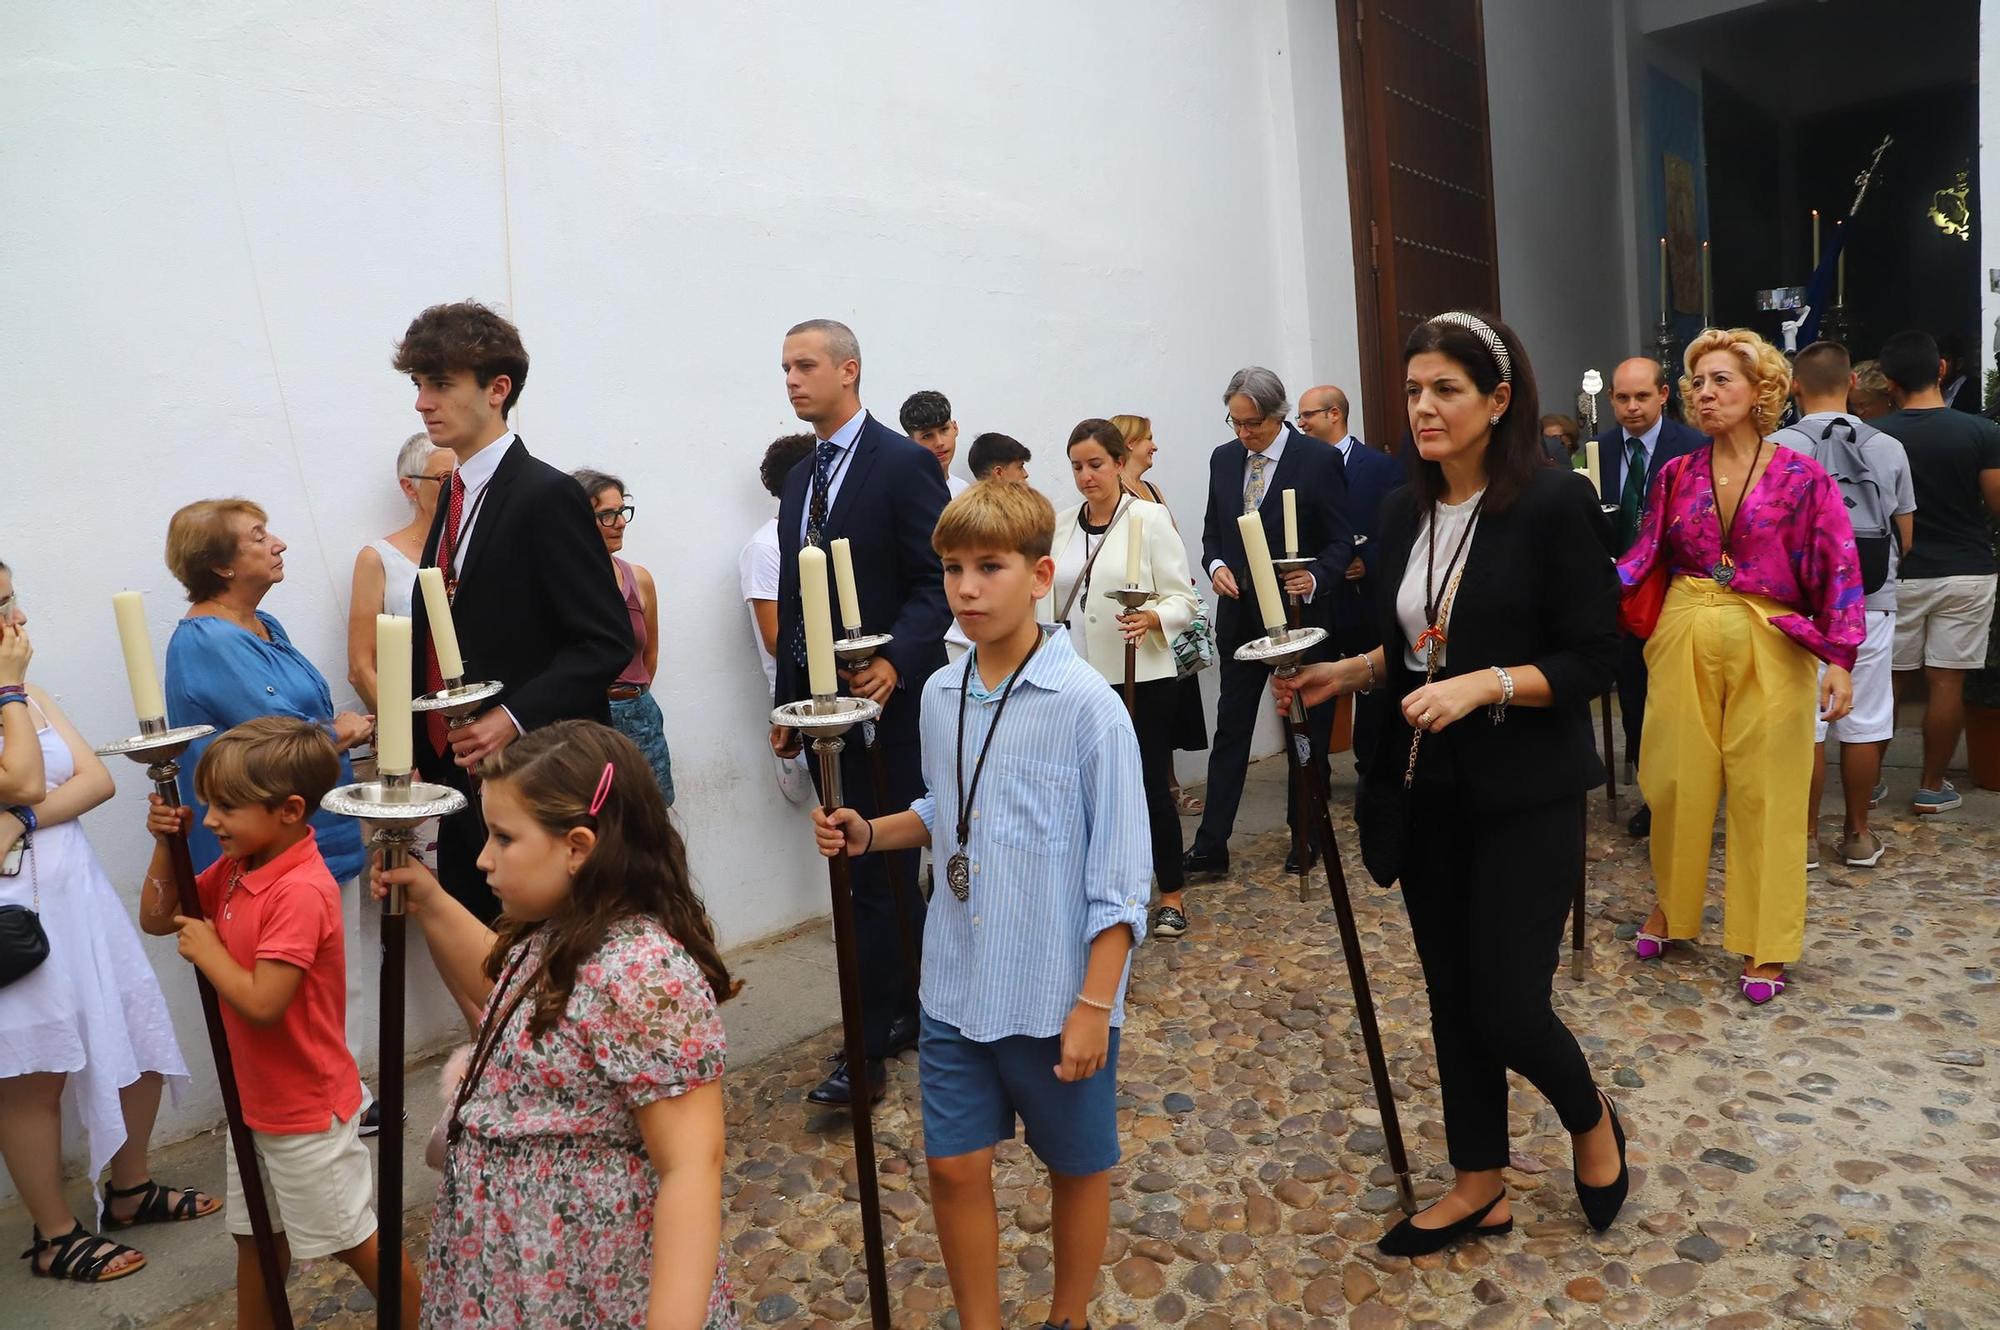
xmin=1109 ymin=414 xmax=1152 ymax=448
xmin=166 ymin=499 xmax=267 ymax=603
xmin=194 ymin=715 xmax=340 ymax=812
xmin=932 ymin=478 xmax=1056 ymax=561
xmin=1680 ymin=327 xmax=1791 ymax=430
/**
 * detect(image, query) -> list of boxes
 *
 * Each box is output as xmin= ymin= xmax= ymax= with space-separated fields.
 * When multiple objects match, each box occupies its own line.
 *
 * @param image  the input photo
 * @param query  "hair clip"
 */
xmin=588 ymin=762 xmax=615 ymax=816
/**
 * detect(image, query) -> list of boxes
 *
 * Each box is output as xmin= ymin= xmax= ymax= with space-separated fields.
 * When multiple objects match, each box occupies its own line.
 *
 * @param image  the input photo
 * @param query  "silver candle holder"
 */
xmin=411 ymin=676 xmax=504 ymax=732
xmin=832 ymin=629 xmax=894 ymax=673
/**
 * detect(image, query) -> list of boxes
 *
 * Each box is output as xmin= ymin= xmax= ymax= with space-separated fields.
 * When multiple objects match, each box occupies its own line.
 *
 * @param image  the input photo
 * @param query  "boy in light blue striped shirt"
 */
xmin=815 ymin=480 xmax=1150 ymax=1330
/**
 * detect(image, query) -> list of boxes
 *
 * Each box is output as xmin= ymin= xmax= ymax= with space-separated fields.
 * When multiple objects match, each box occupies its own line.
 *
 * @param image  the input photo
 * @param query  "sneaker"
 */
xmin=1912 ymin=781 xmax=1963 ymax=815
xmin=359 ymin=1100 xmax=381 ymax=1137
xmin=1839 ymin=831 xmax=1887 ymax=867
xmin=775 ymin=752 xmax=816 ymax=805
xmin=1869 ymin=779 xmax=1887 ymax=808
xmin=1806 ymin=842 xmax=1820 ymax=872
xmin=1151 ymin=905 xmax=1188 ymax=939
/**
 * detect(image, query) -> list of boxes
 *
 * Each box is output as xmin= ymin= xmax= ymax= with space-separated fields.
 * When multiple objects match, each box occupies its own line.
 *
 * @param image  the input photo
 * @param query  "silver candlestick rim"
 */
xmin=1103 ymin=587 xmax=1155 ymax=608
xmin=833 ymin=631 xmax=894 ymax=659
xmin=1271 ymin=556 xmax=1315 ymax=571
xmin=95 ymin=723 xmax=215 ymax=760
xmin=321 ymin=776 xmax=468 ymax=823
xmin=411 ymin=679 xmax=503 ymax=715
xmin=772 ymin=695 xmax=881 ymax=739
xmin=1234 ymin=624 xmax=1329 ymax=665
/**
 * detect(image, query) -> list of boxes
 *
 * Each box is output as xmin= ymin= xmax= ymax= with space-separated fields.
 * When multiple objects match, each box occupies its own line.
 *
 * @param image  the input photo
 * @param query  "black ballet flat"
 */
xmin=1575 ymin=1091 xmax=1630 ymax=1232
xmin=1376 ymin=1190 xmax=1511 ymax=1258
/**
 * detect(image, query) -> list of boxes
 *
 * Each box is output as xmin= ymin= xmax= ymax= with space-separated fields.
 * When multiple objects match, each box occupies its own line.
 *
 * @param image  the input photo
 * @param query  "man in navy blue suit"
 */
xmin=1598 ymin=356 xmax=1705 ymax=837
xmin=1297 ymin=384 xmax=1401 ymax=767
xmin=770 ymin=318 xmax=952 ymax=1106
xmin=1179 ymin=368 xmax=1354 ymax=905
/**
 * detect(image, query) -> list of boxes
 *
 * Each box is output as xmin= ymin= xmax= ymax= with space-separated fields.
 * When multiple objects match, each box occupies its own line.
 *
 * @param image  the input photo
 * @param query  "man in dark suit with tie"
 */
xmin=769 ymin=318 xmax=951 ymax=1107
xmin=395 ymin=301 xmax=636 ymax=921
xmin=1598 ymin=356 xmax=1705 ymax=837
xmin=1181 ymin=367 xmax=1354 ymax=891
xmin=1297 ymin=384 xmax=1401 ymax=768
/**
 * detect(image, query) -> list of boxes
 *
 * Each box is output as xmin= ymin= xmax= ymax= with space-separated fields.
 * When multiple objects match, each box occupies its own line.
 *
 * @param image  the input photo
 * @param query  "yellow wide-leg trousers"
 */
xmin=1639 ymin=577 xmax=1818 ymax=966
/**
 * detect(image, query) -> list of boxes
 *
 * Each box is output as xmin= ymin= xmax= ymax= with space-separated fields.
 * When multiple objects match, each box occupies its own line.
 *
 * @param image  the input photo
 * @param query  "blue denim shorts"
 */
xmin=918 ymin=1010 xmax=1121 ymax=1176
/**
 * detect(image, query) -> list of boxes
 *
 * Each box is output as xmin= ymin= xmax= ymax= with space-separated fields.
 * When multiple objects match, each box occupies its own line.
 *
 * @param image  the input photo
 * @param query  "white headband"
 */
xmin=1429 ymin=312 xmax=1513 ymax=385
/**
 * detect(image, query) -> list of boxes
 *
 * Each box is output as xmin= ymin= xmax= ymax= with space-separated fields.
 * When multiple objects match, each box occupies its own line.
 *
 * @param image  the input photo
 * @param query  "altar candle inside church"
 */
xmin=1837 ymin=230 xmax=1846 ymax=304
xmin=375 ymin=615 xmax=413 ymax=775
xmin=1812 ymin=209 xmax=1820 ymax=265
xmin=416 ymin=567 xmax=464 ymax=681
xmin=830 ymin=538 xmax=863 ymax=632
xmin=799 ymin=546 xmax=838 ymax=699
xmin=1125 ymin=504 xmax=1143 ymax=585
xmin=111 ymin=591 xmax=166 ymax=723
xmin=1658 ymin=237 xmax=1668 ymax=311
xmin=1237 ymin=513 xmax=1287 ymax=634
xmin=1701 ymin=241 xmax=1712 ymax=326
xmin=1282 ymin=488 xmax=1298 ymax=558
xmin=1584 ymin=439 xmax=1602 ymax=498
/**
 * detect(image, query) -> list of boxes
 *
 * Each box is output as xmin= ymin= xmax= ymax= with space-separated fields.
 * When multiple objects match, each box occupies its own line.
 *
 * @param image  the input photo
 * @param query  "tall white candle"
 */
xmin=798 ymin=546 xmax=838 ymax=699
xmin=111 ymin=591 xmax=166 ymax=723
xmin=1811 ymin=208 xmax=1820 ymax=267
xmin=1584 ymin=439 xmax=1602 ymax=498
xmin=1837 ymin=228 xmax=1846 ymax=304
xmin=1282 ymin=488 xmax=1299 ymax=557
xmin=375 ymin=615 xmax=413 ymax=775
xmin=1124 ymin=504 xmax=1143 ymax=586
xmin=1237 ymin=513 xmax=1287 ymax=634
xmin=1658 ymin=237 xmax=1668 ymax=312
xmin=416 ymin=567 xmax=464 ymax=682
xmin=829 ymin=538 xmax=863 ymax=632
xmin=1701 ymin=240 xmax=1712 ymax=326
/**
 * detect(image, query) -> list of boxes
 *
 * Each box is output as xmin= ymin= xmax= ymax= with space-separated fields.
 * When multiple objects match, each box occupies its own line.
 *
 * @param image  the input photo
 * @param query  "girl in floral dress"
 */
xmin=376 ymin=721 xmax=739 ymax=1329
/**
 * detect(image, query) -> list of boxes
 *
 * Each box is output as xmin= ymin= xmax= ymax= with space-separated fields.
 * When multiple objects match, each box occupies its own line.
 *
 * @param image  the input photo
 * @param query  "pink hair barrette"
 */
xmin=588 ymin=762 xmax=615 ymax=816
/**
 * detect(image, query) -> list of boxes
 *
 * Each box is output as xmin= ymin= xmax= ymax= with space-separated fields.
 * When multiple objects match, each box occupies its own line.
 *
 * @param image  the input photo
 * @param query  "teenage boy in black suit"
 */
xmin=397 ymin=301 xmax=634 ymax=921
xmin=770 ymin=318 xmax=952 ymax=1106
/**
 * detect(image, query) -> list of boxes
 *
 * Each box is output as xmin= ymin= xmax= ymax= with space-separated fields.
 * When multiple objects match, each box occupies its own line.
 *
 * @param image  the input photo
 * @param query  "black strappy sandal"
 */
xmin=21 ymin=1223 xmax=148 ymax=1283
xmin=100 ymin=1178 xmax=221 ymax=1229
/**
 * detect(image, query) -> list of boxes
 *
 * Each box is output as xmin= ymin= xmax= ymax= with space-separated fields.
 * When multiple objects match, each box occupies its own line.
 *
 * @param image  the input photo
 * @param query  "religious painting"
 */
xmin=1665 ymin=153 xmax=1701 ymax=314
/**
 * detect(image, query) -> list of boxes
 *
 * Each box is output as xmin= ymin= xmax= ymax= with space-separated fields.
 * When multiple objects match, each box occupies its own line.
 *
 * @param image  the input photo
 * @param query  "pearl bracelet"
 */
xmin=1075 ymin=994 xmax=1113 ymax=1012
xmin=1488 ymin=666 xmax=1514 ymax=724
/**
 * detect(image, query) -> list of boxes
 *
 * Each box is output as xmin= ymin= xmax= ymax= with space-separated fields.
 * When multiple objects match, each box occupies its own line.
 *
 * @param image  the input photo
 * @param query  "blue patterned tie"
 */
xmin=791 ymin=439 xmax=844 ymax=669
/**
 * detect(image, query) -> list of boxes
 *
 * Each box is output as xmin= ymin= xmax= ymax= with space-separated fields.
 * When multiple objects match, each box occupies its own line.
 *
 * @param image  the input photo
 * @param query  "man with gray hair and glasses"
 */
xmin=1173 ymin=366 xmax=1352 ymax=929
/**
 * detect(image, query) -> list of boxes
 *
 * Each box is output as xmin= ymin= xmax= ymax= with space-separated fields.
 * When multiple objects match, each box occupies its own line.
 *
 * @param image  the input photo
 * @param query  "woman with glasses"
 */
xmin=347 ymin=433 xmax=456 ymax=709
xmin=572 ymin=469 xmax=675 ymax=807
xmin=0 ymin=561 xmax=219 ymax=1285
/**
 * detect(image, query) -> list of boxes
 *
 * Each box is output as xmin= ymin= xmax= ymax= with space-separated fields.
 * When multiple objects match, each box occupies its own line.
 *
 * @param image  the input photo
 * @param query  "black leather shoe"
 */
xmin=884 ymin=1014 xmax=919 ymax=1058
xmin=1182 ymin=846 xmax=1230 ymax=879
xmin=1283 ymin=844 xmax=1318 ymax=874
xmin=807 ymin=1060 xmax=886 ymax=1107
xmin=1377 ymin=1190 xmax=1511 ymax=1258
xmin=1627 ymin=806 xmax=1651 ymax=838
xmin=1575 ymin=1091 xmax=1630 ymax=1232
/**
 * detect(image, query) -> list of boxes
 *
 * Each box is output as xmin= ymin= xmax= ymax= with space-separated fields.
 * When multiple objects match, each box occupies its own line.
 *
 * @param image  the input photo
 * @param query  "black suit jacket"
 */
xmin=1597 ymin=416 xmax=1706 ymax=553
xmin=410 ymin=437 xmax=634 ymax=783
xmin=1331 ymin=438 xmax=1403 ymax=629
xmin=774 ymin=413 xmax=951 ymax=739
xmin=1359 ymin=467 xmax=1619 ymax=808
xmin=1199 ymin=425 xmax=1355 ymax=650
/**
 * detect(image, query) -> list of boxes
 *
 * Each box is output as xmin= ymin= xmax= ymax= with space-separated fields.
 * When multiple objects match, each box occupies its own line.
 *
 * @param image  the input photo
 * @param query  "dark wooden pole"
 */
xmin=1122 ymin=641 xmax=1138 ymax=719
xmin=1598 ymin=690 xmax=1619 ymax=820
xmin=1278 ymin=676 xmax=1417 ymax=1214
xmin=150 ymin=760 xmax=295 ymax=1330
xmin=374 ymin=830 xmax=413 ymax=1330
xmin=814 ymin=734 xmax=892 ymax=1330
xmin=1572 ymin=801 xmax=1588 ymax=980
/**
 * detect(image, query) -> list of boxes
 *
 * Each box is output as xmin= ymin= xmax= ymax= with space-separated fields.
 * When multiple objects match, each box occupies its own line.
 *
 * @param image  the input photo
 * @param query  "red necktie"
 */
xmin=424 ymin=473 xmax=467 ymax=754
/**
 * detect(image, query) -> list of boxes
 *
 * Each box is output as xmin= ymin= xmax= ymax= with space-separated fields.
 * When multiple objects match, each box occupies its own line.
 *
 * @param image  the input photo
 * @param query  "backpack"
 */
xmin=1771 ymin=416 xmax=1895 ymax=594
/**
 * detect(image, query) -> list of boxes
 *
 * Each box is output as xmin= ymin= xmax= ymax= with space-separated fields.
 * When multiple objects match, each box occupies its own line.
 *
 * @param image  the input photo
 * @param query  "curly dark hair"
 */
xmin=392 ymin=301 xmax=530 ymax=416
xmin=759 ymin=432 xmax=817 ymax=498
xmin=478 ymin=721 xmax=737 ymax=1038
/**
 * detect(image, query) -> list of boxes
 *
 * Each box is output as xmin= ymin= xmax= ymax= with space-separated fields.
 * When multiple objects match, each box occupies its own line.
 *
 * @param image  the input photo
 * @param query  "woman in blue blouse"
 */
xmin=161 ymin=500 xmax=380 ymax=1122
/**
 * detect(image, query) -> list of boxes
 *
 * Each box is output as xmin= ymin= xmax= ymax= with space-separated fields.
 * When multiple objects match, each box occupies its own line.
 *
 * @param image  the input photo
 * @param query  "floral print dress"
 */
xmin=425 ymin=917 xmax=737 ymax=1329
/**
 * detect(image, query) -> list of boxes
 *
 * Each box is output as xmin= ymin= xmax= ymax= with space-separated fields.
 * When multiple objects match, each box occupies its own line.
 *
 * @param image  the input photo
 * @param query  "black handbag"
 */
xmin=0 ymin=842 xmax=48 ymax=989
xmin=1354 ymin=774 xmax=1411 ymax=890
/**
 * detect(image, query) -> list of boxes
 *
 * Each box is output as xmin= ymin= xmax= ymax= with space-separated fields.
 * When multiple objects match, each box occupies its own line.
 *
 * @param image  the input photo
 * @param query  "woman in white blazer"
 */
xmin=1049 ymin=419 xmax=1201 ymax=937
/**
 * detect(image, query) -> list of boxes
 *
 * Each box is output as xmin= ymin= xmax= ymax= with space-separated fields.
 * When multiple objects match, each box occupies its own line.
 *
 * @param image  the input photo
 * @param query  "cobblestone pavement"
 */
xmin=153 ymin=789 xmax=1997 ymax=1329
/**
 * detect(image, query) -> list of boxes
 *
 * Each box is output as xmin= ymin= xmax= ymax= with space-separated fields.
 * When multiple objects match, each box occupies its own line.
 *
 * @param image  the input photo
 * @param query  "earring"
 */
xmin=1488 ymin=414 xmax=1501 ymax=426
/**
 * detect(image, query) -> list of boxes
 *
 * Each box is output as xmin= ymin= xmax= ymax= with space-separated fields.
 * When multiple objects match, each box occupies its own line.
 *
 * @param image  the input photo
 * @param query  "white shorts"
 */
xmin=223 ymin=1109 xmax=376 ymax=1260
xmin=1894 ymin=575 xmax=1997 ymax=670
xmin=1818 ymin=610 xmax=1896 ymax=744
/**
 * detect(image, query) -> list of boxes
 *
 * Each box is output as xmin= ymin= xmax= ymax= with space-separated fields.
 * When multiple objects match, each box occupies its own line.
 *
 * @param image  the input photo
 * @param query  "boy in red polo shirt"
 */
xmin=142 ymin=716 xmax=418 ymax=1328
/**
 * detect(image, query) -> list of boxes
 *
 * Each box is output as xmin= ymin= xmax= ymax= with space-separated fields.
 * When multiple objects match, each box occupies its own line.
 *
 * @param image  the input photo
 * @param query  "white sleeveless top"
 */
xmin=373 ymin=538 xmax=420 ymax=617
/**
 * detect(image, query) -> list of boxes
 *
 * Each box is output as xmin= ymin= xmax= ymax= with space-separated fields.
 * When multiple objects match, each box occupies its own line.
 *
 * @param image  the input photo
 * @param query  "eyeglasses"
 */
xmin=402 ymin=473 xmax=449 ymax=486
xmin=594 ymin=504 xmax=636 ymax=528
xmin=0 ymin=594 xmax=16 ymax=620
xmin=1296 ymin=407 xmax=1337 ymax=425
xmin=1225 ymin=414 xmax=1270 ymax=433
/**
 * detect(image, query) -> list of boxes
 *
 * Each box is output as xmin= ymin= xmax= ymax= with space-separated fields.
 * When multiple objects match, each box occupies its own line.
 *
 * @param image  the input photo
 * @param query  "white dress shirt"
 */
xmin=447 ymin=430 xmax=516 ymax=577
xmin=795 ymin=408 xmax=869 ymax=544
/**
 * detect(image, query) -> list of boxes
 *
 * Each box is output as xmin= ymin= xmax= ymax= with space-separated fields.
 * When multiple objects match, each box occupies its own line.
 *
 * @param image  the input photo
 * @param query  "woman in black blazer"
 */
xmin=1275 ymin=312 xmax=1630 ymax=1254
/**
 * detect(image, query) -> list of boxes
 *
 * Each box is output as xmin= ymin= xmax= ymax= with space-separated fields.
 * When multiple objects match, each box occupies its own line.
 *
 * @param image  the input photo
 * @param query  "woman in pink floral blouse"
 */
xmin=1616 ymin=328 xmax=1863 ymax=1005
xmin=378 ymin=721 xmax=739 ymax=1329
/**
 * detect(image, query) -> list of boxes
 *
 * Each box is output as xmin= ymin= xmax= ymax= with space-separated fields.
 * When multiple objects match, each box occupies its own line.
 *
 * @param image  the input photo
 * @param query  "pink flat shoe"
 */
xmin=1633 ymin=931 xmax=1669 ymax=961
xmin=1739 ymin=972 xmax=1787 ymax=1005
